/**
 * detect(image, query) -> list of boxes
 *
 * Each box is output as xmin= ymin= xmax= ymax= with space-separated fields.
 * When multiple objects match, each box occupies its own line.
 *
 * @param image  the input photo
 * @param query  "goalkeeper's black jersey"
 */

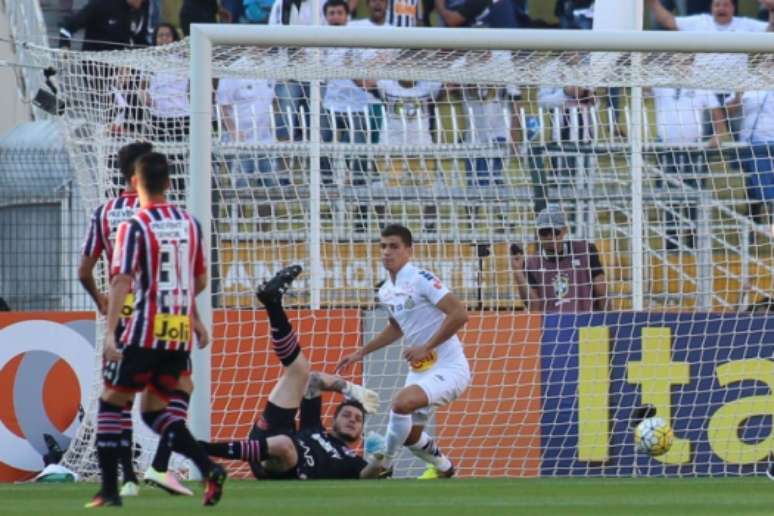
xmin=292 ymin=429 xmax=367 ymax=480
xmin=290 ymin=397 xmax=367 ymax=480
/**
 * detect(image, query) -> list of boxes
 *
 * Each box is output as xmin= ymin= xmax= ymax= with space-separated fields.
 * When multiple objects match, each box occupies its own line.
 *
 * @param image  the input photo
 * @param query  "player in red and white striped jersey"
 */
xmin=111 ymin=200 xmax=205 ymax=351
xmin=78 ymin=142 xmax=195 ymax=498
xmin=78 ymin=141 xmax=150 ymax=496
xmin=87 ymin=152 xmax=225 ymax=508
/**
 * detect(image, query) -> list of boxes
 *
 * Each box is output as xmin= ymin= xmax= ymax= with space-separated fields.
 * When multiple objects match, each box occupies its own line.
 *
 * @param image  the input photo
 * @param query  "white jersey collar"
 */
xmin=389 ymin=261 xmax=416 ymax=286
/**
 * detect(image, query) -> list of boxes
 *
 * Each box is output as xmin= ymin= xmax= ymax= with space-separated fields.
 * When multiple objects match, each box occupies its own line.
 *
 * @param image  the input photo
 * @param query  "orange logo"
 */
xmin=0 ymin=315 xmax=95 ymax=482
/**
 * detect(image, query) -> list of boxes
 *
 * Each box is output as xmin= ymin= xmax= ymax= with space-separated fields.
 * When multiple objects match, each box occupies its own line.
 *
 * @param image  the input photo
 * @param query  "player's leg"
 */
xmin=140 ymin=352 xmax=226 ymax=506
xmin=144 ymin=372 xmax=194 ymax=496
xmin=201 ymin=434 xmax=298 ymax=475
xmin=393 ymin=365 xmax=470 ymax=478
xmin=118 ymin=399 xmax=139 ymax=496
xmin=113 ymin=323 xmax=139 ymax=496
xmin=255 ymin=265 xmax=308 ymax=411
xmin=86 ymin=349 xmax=147 ymax=508
xmin=408 ymin=423 xmax=455 ymax=480
xmin=380 ymin=384 xmax=428 ymax=472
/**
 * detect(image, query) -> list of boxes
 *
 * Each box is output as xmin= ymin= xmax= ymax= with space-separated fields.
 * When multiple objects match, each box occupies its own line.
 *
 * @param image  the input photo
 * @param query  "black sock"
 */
xmin=264 ymin=302 xmax=292 ymax=341
xmin=264 ymin=303 xmax=300 ymax=366
xmin=119 ymin=405 xmax=137 ymax=483
xmin=96 ymin=400 xmax=123 ymax=497
xmin=151 ymin=390 xmax=190 ymax=472
xmin=203 ymin=439 xmax=267 ymax=462
xmin=143 ymin=410 xmax=212 ymax=477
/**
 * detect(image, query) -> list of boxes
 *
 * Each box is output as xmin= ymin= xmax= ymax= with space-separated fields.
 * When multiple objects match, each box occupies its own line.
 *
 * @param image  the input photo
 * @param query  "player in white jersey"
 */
xmin=337 ymin=224 xmax=470 ymax=479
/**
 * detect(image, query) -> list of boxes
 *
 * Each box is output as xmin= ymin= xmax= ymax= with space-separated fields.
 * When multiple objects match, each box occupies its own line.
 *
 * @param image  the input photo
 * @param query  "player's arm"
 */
xmin=404 ymin=292 xmax=468 ymax=363
xmin=335 ymin=318 xmax=402 ymax=373
xmin=708 ymin=107 xmax=727 ymax=149
xmin=59 ymin=0 xmax=100 ymax=47
xmin=306 ymin=371 xmax=379 ymax=413
xmin=104 ymin=273 xmax=132 ymax=361
xmin=644 ymin=0 xmax=678 ymax=31
xmin=78 ymin=255 xmax=108 ymax=315
xmin=104 ymin=220 xmax=138 ymax=359
xmin=510 ymin=245 xmax=538 ymax=310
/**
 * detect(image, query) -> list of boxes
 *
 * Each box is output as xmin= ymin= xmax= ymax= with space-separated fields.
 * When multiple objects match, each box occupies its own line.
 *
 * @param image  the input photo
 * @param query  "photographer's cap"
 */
xmin=535 ymin=206 xmax=567 ymax=230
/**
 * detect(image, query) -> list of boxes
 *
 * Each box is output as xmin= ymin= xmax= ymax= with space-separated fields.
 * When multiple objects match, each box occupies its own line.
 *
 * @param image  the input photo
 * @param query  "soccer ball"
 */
xmin=634 ymin=416 xmax=673 ymax=456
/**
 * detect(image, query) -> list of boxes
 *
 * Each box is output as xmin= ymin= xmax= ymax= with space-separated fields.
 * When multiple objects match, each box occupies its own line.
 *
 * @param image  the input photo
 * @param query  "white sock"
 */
xmin=408 ymin=432 xmax=452 ymax=472
xmin=383 ymin=411 xmax=412 ymax=468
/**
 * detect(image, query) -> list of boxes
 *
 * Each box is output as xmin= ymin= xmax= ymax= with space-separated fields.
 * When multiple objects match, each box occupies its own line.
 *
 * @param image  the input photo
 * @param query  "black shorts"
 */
xmin=248 ymin=402 xmax=299 ymax=480
xmin=103 ymin=346 xmax=190 ymax=400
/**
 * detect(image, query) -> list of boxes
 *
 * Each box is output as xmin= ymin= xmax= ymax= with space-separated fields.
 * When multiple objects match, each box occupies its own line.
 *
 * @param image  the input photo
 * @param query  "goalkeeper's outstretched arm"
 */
xmin=305 ymin=371 xmax=379 ymax=414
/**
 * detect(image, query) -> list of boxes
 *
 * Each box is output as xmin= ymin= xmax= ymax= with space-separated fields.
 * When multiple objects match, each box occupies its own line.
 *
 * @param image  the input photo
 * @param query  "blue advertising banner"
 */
xmin=540 ymin=312 xmax=774 ymax=476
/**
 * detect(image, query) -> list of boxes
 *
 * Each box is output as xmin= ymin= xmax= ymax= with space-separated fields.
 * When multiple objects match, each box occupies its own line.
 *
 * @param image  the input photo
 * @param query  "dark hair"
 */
xmin=323 ymin=0 xmax=350 ymax=15
xmin=334 ymin=399 xmax=365 ymax=420
xmin=509 ymin=243 xmax=523 ymax=256
xmin=381 ymin=224 xmax=412 ymax=247
xmin=135 ymin=152 xmax=170 ymax=195
xmin=117 ymin=141 xmax=153 ymax=182
xmin=153 ymin=23 xmax=181 ymax=45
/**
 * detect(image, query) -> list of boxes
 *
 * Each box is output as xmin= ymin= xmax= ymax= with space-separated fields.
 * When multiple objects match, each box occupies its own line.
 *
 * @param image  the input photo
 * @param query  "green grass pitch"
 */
xmin=3 ymin=478 xmax=774 ymax=515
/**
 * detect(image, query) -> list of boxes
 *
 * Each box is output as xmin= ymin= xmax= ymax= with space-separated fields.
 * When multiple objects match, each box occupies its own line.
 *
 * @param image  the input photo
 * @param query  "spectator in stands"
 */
xmin=435 ymin=0 xmax=518 ymax=28
xmin=726 ymin=88 xmax=774 ymax=231
xmin=350 ymin=0 xmax=388 ymax=144
xmin=242 ymin=0 xmax=274 ymax=23
xmin=268 ymin=0 xmax=326 ymax=142
xmin=179 ymin=0 xmax=233 ymax=36
xmin=59 ymin=0 xmax=150 ymax=51
xmin=646 ymin=0 xmax=774 ymax=139
xmin=373 ymin=78 xmax=446 ymax=231
xmin=322 ymin=0 xmax=375 ymax=186
xmin=649 ymin=86 xmax=725 ymax=250
xmin=143 ymin=24 xmax=189 ymax=141
xmin=456 ymin=75 xmax=521 ymax=187
xmin=515 ymin=206 xmax=608 ymax=312
xmin=554 ymin=0 xmax=593 ymax=29
xmin=647 ymin=0 xmax=774 ymax=31
xmin=0 ymin=297 xmax=10 ymax=311
xmin=216 ymin=64 xmax=279 ymax=188
xmin=385 ymin=0 xmax=423 ymax=26
xmin=537 ymin=83 xmax=596 ymax=217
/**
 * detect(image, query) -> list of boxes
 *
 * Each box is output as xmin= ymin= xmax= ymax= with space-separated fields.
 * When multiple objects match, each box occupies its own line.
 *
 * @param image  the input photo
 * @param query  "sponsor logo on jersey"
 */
xmin=410 ymin=350 xmax=438 ymax=372
xmin=153 ymin=313 xmax=191 ymax=342
xmin=120 ymin=293 xmax=135 ymax=318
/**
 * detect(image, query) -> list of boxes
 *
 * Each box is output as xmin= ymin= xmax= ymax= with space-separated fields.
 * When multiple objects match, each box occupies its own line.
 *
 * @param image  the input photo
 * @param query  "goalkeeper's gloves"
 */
xmin=364 ymin=431 xmax=386 ymax=460
xmin=342 ymin=381 xmax=380 ymax=414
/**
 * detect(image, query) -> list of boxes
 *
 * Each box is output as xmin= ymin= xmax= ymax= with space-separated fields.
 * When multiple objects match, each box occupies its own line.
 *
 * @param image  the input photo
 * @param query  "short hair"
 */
xmin=117 ymin=142 xmax=153 ymax=183
xmin=135 ymin=152 xmax=170 ymax=195
xmin=380 ymin=224 xmax=412 ymax=247
xmin=334 ymin=399 xmax=365 ymax=420
xmin=323 ymin=0 xmax=350 ymax=14
xmin=509 ymin=243 xmax=523 ymax=256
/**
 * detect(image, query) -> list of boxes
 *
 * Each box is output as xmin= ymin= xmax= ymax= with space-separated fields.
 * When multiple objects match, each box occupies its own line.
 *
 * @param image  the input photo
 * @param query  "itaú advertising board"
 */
xmin=0 ymin=313 xmax=95 ymax=482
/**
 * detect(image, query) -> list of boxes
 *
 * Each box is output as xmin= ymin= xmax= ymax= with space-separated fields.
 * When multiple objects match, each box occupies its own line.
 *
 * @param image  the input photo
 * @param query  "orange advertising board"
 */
xmin=209 ymin=309 xmax=542 ymax=478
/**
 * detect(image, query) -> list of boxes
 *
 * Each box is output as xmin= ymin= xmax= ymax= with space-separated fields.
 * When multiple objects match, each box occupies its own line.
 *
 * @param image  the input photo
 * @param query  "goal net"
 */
xmin=25 ymin=25 xmax=774 ymax=478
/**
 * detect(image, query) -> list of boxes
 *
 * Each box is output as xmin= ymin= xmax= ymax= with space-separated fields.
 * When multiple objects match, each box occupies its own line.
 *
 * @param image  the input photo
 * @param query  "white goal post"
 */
xmin=188 ymin=23 xmax=774 ymax=456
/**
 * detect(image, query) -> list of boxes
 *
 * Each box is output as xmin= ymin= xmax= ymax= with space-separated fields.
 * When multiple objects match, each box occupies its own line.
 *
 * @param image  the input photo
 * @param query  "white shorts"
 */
xmin=404 ymin=357 xmax=470 ymax=426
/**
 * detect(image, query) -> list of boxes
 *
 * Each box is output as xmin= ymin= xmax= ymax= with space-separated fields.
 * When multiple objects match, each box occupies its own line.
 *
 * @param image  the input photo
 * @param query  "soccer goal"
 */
xmin=29 ymin=18 xmax=774 ymax=478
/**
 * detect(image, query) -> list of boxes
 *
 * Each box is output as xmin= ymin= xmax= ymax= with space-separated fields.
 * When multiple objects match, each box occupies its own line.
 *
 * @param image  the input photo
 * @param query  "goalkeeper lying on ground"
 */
xmin=201 ymin=265 xmax=385 ymax=479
